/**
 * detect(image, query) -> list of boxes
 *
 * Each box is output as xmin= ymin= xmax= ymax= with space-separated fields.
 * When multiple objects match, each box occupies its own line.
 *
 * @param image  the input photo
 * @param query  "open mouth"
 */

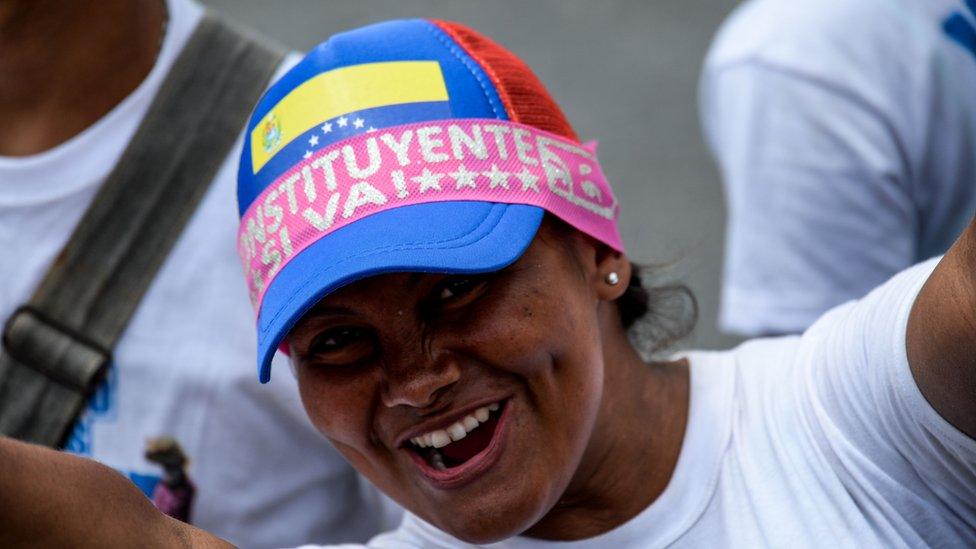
xmin=406 ymin=400 xmax=507 ymax=475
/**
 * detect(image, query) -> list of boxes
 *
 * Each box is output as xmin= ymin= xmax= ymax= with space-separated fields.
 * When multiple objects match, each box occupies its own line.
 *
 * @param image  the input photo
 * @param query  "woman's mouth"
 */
xmin=404 ymin=400 xmax=509 ymax=487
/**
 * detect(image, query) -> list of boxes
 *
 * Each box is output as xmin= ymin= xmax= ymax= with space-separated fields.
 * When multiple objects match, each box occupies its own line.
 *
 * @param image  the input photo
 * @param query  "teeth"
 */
xmin=409 ymin=401 xmax=503 ymax=452
xmin=430 ymin=430 xmax=451 ymax=448
xmin=447 ymin=422 xmax=467 ymax=441
xmin=474 ymin=407 xmax=489 ymax=422
xmin=430 ymin=449 xmax=446 ymax=471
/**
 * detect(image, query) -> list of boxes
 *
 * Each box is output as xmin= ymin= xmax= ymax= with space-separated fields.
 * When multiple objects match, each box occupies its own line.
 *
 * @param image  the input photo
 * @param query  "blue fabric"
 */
xmin=256 ymin=203 xmax=542 ymax=382
xmin=128 ymin=472 xmax=162 ymax=499
xmin=943 ymin=1 xmax=976 ymax=60
xmin=235 ymin=19 xmax=543 ymax=381
xmin=944 ymin=13 xmax=976 ymax=59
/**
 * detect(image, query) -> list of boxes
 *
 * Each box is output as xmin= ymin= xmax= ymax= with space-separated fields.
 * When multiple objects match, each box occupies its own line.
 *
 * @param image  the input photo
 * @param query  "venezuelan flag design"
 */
xmin=249 ymin=61 xmax=453 ymax=191
xmin=236 ymin=17 xmax=600 ymax=381
xmin=238 ymin=19 xmax=517 ymax=217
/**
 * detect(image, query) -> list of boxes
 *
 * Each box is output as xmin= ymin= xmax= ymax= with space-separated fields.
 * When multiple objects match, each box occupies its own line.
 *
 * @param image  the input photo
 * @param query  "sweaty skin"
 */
xmin=907 ymin=217 xmax=976 ymax=439
xmin=288 ymin=221 xmax=689 ymax=543
xmin=0 ymin=437 xmax=230 ymax=548
xmin=0 ymin=219 xmax=973 ymax=545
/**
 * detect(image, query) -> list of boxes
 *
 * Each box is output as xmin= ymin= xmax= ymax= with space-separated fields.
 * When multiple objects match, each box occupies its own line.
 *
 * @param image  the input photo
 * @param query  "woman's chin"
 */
xmin=395 ymin=398 xmax=563 ymax=543
xmin=404 ymin=449 xmax=558 ymax=543
xmin=424 ymin=490 xmax=554 ymax=545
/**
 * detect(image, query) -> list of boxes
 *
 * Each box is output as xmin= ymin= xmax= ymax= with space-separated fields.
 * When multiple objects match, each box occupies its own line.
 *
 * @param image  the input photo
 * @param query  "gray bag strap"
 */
xmin=0 ymin=13 xmax=284 ymax=447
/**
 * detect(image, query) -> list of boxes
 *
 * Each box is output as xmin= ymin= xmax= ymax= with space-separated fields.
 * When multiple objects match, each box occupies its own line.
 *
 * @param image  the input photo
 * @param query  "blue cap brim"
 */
xmin=256 ymin=201 xmax=544 ymax=382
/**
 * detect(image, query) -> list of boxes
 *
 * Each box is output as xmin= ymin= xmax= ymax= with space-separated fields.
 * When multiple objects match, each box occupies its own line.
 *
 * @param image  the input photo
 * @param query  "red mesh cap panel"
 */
xmin=433 ymin=20 xmax=579 ymax=142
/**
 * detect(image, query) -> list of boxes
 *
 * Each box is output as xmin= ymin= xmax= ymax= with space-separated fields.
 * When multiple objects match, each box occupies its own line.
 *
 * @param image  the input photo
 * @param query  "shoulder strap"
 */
xmin=0 ymin=14 xmax=284 ymax=447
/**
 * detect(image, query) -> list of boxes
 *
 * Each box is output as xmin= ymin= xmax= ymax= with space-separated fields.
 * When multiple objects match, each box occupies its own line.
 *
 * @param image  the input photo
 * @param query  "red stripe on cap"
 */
xmin=431 ymin=20 xmax=579 ymax=142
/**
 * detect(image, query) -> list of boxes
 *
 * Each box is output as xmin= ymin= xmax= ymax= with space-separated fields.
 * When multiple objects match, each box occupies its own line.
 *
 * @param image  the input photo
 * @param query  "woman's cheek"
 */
xmin=457 ymin=306 xmax=557 ymax=377
xmin=297 ymin=367 xmax=377 ymax=447
xmin=472 ymin=284 xmax=571 ymax=357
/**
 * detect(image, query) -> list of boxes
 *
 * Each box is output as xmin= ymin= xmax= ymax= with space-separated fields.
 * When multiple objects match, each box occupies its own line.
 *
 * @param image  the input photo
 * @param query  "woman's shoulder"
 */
xmin=686 ymin=255 xmax=941 ymax=398
xmin=679 ymin=332 xmax=853 ymax=466
xmin=680 ymin=336 xmax=802 ymax=396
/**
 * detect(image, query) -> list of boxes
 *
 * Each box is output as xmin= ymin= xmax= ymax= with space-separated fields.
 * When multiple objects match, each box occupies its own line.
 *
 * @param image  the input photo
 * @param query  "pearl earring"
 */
xmin=605 ymin=272 xmax=620 ymax=285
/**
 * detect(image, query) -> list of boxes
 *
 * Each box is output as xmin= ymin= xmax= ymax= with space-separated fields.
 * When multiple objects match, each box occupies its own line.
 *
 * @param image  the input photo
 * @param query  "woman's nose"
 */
xmin=380 ymin=356 xmax=461 ymax=410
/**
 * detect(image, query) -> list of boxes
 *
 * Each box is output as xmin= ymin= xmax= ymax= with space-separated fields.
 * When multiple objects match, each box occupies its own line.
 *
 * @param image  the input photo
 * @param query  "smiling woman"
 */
xmin=282 ymin=215 xmax=691 ymax=543
xmin=1 ymin=17 xmax=975 ymax=549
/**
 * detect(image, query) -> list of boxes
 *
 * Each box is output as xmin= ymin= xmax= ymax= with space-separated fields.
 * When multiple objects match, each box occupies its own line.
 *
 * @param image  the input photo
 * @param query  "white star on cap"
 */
xmin=516 ymin=167 xmax=539 ymax=192
xmin=412 ymin=168 xmax=444 ymax=193
xmin=367 ymin=126 xmax=377 ymax=133
xmin=338 ymin=116 xmax=349 ymax=128
xmin=483 ymin=164 xmax=510 ymax=189
xmin=353 ymin=117 xmax=365 ymax=129
xmin=303 ymin=150 xmax=312 ymax=159
xmin=321 ymin=122 xmax=333 ymax=133
xmin=308 ymin=134 xmax=319 ymax=147
xmin=450 ymin=165 xmax=478 ymax=190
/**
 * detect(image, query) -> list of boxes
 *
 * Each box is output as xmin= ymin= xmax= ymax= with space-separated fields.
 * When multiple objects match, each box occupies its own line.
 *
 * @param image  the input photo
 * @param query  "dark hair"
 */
xmin=619 ymin=262 xmax=698 ymax=355
xmin=544 ymin=214 xmax=697 ymax=355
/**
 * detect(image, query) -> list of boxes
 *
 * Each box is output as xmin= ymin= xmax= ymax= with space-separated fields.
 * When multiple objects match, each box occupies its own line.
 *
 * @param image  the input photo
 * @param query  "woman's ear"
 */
xmin=541 ymin=218 xmax=631 ymax=301
xmin=594 ymin=245 xmax=631 ymax=302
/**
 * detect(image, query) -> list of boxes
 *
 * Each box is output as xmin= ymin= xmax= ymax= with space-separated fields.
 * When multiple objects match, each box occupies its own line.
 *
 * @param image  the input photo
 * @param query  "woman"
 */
xmin=1 ymin=18 xmax=974 ymax=548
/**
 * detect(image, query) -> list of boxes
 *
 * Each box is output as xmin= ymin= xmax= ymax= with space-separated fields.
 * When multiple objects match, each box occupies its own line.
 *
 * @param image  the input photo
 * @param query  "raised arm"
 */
xmin=907 ymin=216 xmax=976 ymax=439
xmin=0 ymin=437 xmax=231 ymax=548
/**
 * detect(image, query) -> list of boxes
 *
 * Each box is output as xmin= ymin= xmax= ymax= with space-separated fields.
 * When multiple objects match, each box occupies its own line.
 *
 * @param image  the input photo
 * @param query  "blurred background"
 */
xmin=203 ymin=0 xmax=744 ymax=350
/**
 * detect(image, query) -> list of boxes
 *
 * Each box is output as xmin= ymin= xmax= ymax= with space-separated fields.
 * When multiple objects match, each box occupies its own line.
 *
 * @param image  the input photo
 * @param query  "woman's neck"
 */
xmin=0 ymin=0 xmax=166 ymax=156
xmin=524 ymin=308 xmax=690 ymax=541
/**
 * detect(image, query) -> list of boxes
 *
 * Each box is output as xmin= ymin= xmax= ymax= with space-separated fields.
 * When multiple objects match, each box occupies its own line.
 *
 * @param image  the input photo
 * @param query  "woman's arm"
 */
xmin=0 ymin=437 xmax=231 ymax=548
xmin=907 ymin=216 xmax=976 ymax=439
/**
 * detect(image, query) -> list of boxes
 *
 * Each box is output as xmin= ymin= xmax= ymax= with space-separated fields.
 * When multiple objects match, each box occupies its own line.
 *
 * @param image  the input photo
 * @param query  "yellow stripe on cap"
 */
xmin=250 ymin=61 xmax=449 ymax=173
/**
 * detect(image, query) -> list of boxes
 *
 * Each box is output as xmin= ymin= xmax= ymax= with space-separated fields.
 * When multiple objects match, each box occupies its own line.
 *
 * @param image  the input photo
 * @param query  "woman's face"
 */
xmin=288 ymin=223 xmax=626 ymax=543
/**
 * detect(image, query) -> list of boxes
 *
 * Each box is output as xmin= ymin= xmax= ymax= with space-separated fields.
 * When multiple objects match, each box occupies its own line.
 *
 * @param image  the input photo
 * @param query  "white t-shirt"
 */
xmin=308 ymin=257 xmax=975 ymax=548
xmin=0 ymin=0 xmax=397 ymax=546
xmin=699 ymin=0 xmax=976 ymax=336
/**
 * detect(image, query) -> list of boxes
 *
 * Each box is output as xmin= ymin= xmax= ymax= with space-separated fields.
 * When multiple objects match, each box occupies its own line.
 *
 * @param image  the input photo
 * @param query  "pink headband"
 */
xmin=238 ymin=119 xmax=624 ymax=311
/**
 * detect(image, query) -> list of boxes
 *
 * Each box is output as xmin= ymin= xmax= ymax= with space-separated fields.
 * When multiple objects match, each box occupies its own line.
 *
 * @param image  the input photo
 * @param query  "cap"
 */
xmin=238 ymin=19 xmax=623 ymax=382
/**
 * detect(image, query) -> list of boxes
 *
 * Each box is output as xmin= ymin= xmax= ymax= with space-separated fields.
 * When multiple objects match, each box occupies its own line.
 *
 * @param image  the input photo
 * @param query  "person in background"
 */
xmin=145 ymin=437 xmax=195 ymax=523
xmin=700 ymin=0 xmax=976 ymax=336
xmin=0 ymin=18 xmax=974 ymax=548
xmin=0 ymin=0 xmax=395 ymax=546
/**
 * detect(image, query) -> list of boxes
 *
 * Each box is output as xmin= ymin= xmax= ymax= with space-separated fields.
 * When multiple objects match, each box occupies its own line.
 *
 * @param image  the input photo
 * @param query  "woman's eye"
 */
xmin=305 ymin=327 xmax=375 ymax=365
xmin=320 ymin=329 xmax=356 ymax=347
xmin=437 ymin=277 xmax=483 ymax=301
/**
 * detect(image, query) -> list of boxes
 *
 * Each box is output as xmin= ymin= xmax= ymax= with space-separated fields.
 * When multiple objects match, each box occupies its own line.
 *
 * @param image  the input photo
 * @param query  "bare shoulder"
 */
xmin=907 ymin=219 xmax=976 ymax=439
xmin=165 ymin=518 xmax=236 ymax=549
